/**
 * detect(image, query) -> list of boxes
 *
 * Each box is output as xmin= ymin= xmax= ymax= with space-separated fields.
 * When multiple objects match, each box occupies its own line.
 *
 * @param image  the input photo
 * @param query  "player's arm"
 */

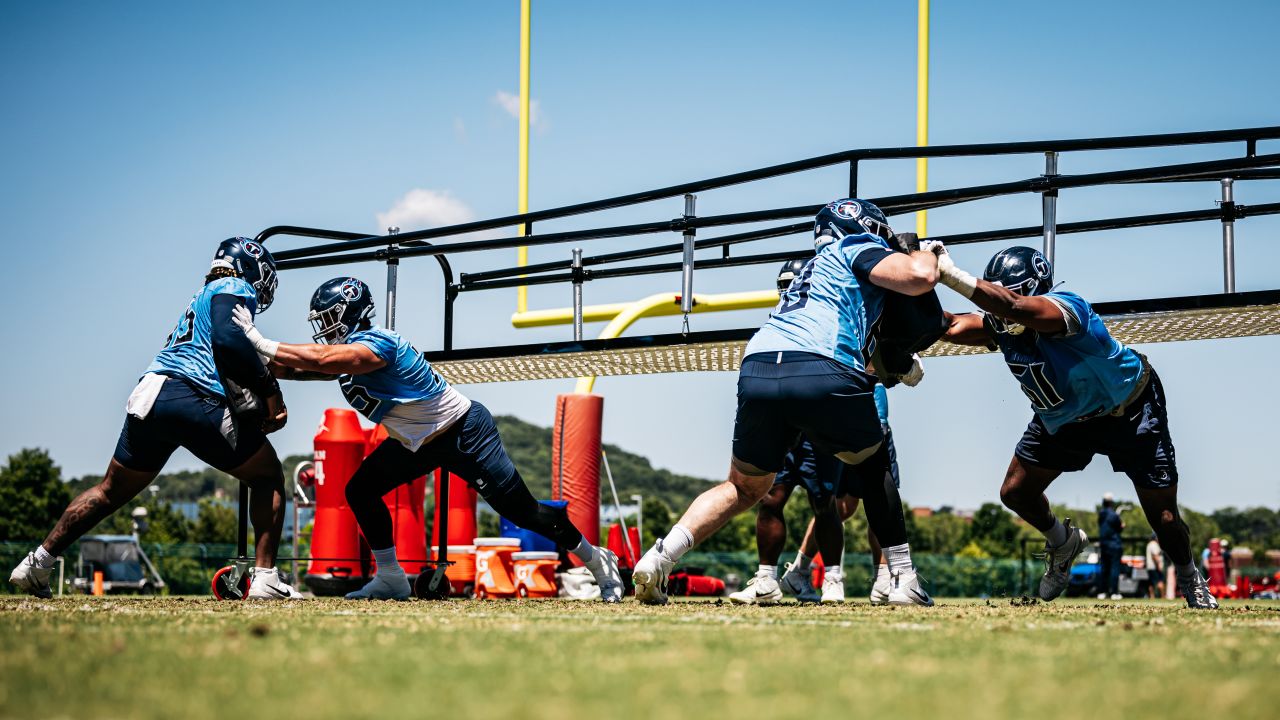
xmin=210 ymin=295 xmax=287 ymax=432
xmin=271 ymin=341 xmax=386 ymax=375
xmin=941 ymin=311 xmax=998 ymax=348
xmin=230 ymin=304 xmax=387 ymax=375
xmin=923 ymin=241 xmax=1068 ymax=334
xmin=860 ymin=247 xmax=940 ymax=296
xmin=268 ymin=362 xmax=338 ymax=381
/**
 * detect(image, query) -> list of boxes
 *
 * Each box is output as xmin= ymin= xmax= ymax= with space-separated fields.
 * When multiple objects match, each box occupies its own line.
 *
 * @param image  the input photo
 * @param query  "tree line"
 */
xmin=2 ymin=439 xmax=1276 ymax=562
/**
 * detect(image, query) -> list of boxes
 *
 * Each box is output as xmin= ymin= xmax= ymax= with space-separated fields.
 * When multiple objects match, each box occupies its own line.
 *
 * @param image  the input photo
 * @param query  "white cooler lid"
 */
xmin=472 ymin=537 xmax=522 ymax=547
xmin=445 ymin=545 xmax=476 ymax=553
xmin=512 ymin=551 xmax=560 ymax=560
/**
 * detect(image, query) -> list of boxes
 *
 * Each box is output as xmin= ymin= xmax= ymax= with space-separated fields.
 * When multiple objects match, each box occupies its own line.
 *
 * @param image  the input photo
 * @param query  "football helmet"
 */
xmin=814 ymin=198 xmax=895 ymax=250
xmin=308 ymin=277 xmax=375 ymax=344
xmin=212 ymin=237 xmax=278 ymax=311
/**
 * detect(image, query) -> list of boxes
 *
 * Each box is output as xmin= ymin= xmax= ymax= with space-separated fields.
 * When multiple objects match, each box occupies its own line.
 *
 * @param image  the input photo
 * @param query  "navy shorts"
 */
xmin=113 ymin=376 xmax=267 ymax=473
xmin=354 ymin=401 xmax=521 ymax=503
xmin=841 ymin=425 xmax=901 ymax=498
xmin=773 ymin=438 xmax=845 ymax=506
xmin=733 ymin=352 xmax=884 ymax=474
xmin=1015 ymin=370 xmax=1178 ymax=489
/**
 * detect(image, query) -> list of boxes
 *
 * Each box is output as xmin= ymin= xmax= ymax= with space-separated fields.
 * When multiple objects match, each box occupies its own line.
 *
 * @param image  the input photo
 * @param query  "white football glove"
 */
xmin=920 ymin=239 xmax=977 ymax=298
xmin=900 ymin=353 xmax=925 ymax=387
xmin=231 ymin=304 xmax=280 ymax=360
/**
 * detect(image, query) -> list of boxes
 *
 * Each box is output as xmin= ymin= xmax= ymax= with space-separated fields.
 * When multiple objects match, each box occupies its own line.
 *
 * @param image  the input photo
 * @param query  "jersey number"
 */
xmin=1008 ymin=361 xmax=1065 ymax=411
xmin=777 ymin=263 xmax=815 ymax=314
xmin=339 ymin=377 xmax=382 ymax=418
xmin=165 ymin=307 xmax=196 ymax=347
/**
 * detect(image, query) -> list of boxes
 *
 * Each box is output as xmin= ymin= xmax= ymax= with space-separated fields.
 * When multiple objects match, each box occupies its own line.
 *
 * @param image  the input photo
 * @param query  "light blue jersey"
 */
xmin=341 ymin=327 xmax=451 ymax=423
xmin=744 ymin=233 xmax=892 ymax=372
xmin=993 ymin=291 xmax=1145 ymax=433
xmin=874 ymin=383 xmax=889 ymax=426
xmin=146 ymin=276 xmax=257 ymax=398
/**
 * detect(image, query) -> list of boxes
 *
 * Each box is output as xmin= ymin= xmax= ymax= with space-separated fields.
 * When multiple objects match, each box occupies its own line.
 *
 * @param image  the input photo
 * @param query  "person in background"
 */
xmin=1097 ymin=492 xmax=1125 ymax=600
xmin=1144 ymin=533 xmax=1164 ymax=599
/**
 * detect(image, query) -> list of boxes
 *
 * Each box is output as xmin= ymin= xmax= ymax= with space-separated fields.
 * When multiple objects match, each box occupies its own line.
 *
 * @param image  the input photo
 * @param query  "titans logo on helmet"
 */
xmin=340 ymin=278 xmax=363 ymax=301
xmin=1032 ymin=254 xmax=1051 ymax=280
xmin=242 ymin=240 xmax=264 ymax=259
xmin=832 ymin=200 xmax=863 ymax=219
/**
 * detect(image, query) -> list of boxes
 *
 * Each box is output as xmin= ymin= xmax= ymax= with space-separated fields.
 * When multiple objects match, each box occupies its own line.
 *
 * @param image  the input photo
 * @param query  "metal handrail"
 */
xmin=268 ymin=126 xmax=1279 ymax=262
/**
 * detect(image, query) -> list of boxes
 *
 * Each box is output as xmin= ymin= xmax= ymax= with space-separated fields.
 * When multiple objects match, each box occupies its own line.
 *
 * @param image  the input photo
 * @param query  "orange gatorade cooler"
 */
xmin=473 ymin=537 xmax=521 ymax=599
xmin=513 ymin=551 xmax=561 ymax=598
xmin=436 ymin=544 xmax=476 ymax=597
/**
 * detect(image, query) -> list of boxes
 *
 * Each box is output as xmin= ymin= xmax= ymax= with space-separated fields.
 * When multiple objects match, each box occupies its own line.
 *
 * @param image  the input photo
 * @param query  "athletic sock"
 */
xmin=658 ymin=525 xmax=694 ymax=563
xmin=1175 ymin=562 xmax=1198 ymax=583
xmin=371 ymin=546 xmax=404 ymax=576
xmin=823 ymin=565 xmax=843 ymax=580
xmin=757 ymin=564 xmax=777 ymax=578
xmin=570 ymin=537 xmax=598 ymax=566
xmin=1043 ymin=517 xmax=1069 ymax=548
xmin=794 ymin=551 xmax=813 ymax=572
xmin=884 ymin=543 xmax=913 ymax=574
xmin=33 ymin=546 xmax=56 ymax=569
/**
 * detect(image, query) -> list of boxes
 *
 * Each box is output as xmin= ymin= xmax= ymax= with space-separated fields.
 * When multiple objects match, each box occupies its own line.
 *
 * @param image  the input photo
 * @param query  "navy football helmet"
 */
xmin=308 ymin=277 xmax=375 ymax=344
xmin=776 ymin=256 xmax=810 ymax=292
xmin=814 ymin=198 xmax=895 ymax=249
xmin=983 ymin=246 xmax=1053 ymax=296
xmin=212 ymin=237 xmax=278 ymax=311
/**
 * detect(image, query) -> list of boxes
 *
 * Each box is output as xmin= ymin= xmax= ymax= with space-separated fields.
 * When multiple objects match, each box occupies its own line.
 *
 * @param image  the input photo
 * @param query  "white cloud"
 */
xmin=493 ymin=90 xmax=543 ymax=127
xmin=375 ymin=189 xmax=475 ymax=234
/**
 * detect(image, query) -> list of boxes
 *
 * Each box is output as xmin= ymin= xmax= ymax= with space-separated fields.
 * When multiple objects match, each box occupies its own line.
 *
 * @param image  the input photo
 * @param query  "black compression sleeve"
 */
xmin=210 ymin=294 xmax=277 ymax=398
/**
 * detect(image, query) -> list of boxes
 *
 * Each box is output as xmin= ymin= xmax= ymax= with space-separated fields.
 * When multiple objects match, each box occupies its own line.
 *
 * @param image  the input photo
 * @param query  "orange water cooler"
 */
xmin=513 ymin=551 xmax=561 ymax=598
xmin=473 ymin=537 xmax=522 ymax=598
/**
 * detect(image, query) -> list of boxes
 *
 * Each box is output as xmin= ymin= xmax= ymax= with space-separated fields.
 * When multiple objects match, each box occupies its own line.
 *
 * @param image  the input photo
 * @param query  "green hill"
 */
xmin=492 ymin=414 xmax=715 ymax=508
xmin=66 ymin=419 xmax=714 ymax=510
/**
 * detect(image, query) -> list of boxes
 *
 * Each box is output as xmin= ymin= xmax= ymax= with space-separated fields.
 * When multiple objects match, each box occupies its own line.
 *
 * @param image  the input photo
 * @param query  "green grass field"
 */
xmin=2 ymin=596 xmax=1278 ymax=720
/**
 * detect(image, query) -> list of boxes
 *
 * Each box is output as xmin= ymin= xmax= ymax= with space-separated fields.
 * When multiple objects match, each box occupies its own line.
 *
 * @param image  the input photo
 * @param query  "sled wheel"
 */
xmin=211 ymin=566 xmax=249 ymax=600
xmin=517 ymin=585 xmax=529 ymax=598
xmin=413 ymin=567 xmax=450 ymax=601
xmin=475 ymin=585 xmax=489 ymax=599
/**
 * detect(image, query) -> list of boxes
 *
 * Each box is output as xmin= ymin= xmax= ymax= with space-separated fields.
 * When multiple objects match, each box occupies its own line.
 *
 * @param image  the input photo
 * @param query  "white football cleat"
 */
xmin=632 ymin=542 xmax=675 ymax=605
xmin=248 ymin=567 xmax=305 ymax=599
xmin=1178 ymin=571 xmax=1219 ymax=610
xmin=1038 ymin=519 xmax=1088 ymax=601
xmin=1110 ymin=593 xmax=1123 ymax=601
xmin=821 ymin=572 xmax=845 ymax=604
xmin=9 ymin=552 xmax=53 ymax=599
xmin=586 ymin=548 xmax=624 ymax=603
xmin=887 ymin=569 xmax=934 ymax=607
xmin=869 ymin=564 xmax=891 ymax=605
xmin=779 ymin=562 xmax=820 ymax=603
xmin=729 ymin=572 xmax=783 ymax=605
xmin=343 ymin=572 xmax=409 ymax=601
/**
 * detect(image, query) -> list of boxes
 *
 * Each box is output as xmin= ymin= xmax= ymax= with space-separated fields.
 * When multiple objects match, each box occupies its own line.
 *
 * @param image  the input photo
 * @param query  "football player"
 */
xmin=927 ymin=242 xmax=1217 ymax=608
xmin=728 ymin=436 xmax=848 ymax=605
xmin=634 ymin=198 xmax=938 ymax=606
xmin=233 ymin=277 xmax=624 ymax=602
xmin=780 ymin=382 xmax=900 ymax=604
xmin=9 ymin=238 xmax=301 ymax=599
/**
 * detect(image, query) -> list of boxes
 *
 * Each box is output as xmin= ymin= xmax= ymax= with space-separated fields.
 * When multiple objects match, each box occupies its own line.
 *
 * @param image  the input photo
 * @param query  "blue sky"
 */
xmin=2 ymin=1 xmax=1277 ymax=512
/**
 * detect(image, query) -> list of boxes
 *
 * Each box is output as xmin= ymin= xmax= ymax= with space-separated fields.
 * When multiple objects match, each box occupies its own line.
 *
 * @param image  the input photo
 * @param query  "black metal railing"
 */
xmin=258 ymin=125 xmax=1280 ymax=354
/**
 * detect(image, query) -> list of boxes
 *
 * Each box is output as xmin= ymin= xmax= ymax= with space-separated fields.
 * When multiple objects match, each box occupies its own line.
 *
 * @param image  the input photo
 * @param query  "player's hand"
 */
xmin=900 ymin=353 xmax=925 ymax=387
xmin=920 ymin=240 xmax=977 ymax=298
xmin=262 ymin=391 xmax=288 ymax=434
xmin=231 ymin=304 xmax=279 ymax=360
